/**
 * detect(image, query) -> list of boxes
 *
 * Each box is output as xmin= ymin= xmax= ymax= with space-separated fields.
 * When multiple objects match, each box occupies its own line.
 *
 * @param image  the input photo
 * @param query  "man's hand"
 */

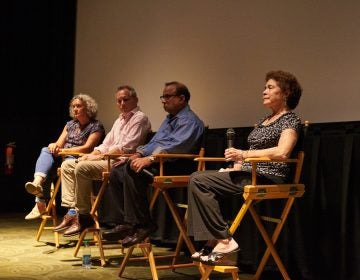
xmin=130 ymin=157 xmax=152 ymax=173
xmin=78 ymin=154 xmax=103 ymax=162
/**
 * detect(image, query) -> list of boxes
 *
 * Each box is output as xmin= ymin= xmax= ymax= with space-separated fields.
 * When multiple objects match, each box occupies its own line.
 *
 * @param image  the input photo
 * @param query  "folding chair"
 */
xmin=73 ymin=132 xmax=156 ymax=266
xmin=118 ymin=148 xmax=206 ymax=279
xmin=73 ymin=153 xmax=131 ymax=266
xmin=35 ymin=151 xmax=83 ymax=248
xmin=35 ymin=168 xmax=61 ymax=248
xmin=194 ymin=122 xmax=308 ymax=280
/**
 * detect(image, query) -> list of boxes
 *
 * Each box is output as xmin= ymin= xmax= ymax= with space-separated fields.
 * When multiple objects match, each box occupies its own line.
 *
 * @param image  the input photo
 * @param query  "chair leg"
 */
xmin=74 ymin=228 xmax=87 ymax=257
xmin=146 ymin=244 xmax=159 ymax=280
xmin=118 ymin=243 xmax=159 ymax=280
xmin=249 ymin=202 xmax=292 ymax=280
xmin=118 ymin=246 xmax=135 ymax=277
xmin=93 ymin=230 xmax=106 ymax=267
xmin=162 ymin=190 xmax=196 ymax=254
xmin=35 ymin=180 xmax=61 ymax=247
xmin=36 ymin=215 xmax=47 ymax=242
xmin=171 ymin=231 xmax=184 ymax=269
xmin=200 ymin=266 xmax=212 ymax=280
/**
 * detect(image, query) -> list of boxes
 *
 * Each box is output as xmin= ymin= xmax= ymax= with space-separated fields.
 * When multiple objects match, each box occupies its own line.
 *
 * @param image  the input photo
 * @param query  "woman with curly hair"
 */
xmin=24 ymin=94 xmax=105 ymax=220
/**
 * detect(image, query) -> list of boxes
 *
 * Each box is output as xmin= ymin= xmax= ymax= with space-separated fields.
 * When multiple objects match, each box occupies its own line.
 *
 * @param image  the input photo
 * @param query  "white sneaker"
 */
xmin=25 ymin=182 xmax=43 ymax=196
xmin=25 ymin=202 xmax=46 ymax=220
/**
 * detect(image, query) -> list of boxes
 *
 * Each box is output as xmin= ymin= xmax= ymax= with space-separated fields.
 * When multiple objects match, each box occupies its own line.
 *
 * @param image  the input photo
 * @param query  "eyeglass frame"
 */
xmin=159 ymin=93 xmax=182 ymax=101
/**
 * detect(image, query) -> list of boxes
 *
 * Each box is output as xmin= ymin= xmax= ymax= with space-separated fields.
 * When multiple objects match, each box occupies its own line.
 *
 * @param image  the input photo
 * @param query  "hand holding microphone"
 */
xmin=225 ymin=128 xmax=235 ymax=167
xmin=129 ymin=157 xmax=154 ymax=178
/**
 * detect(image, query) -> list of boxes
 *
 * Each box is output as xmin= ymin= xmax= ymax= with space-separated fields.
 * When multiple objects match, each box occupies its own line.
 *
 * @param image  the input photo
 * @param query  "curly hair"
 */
xmin=69 ymin=93 xmax=98 ymax=119
xmin=265 ymin=70 xmax=302 ymax=109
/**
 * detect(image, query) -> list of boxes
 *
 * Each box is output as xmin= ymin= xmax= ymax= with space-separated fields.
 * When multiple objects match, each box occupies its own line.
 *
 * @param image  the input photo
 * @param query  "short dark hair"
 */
xmin=265 ymin=70 xmax=302 ymax=109
xmin=117 ymin=85 xmax=138 ymax=98
xmin=165 ymin=81 xmax=191 ymax=102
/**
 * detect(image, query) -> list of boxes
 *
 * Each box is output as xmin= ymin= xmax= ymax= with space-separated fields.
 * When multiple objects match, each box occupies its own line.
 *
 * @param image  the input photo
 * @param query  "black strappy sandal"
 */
xmin=199 ymin=248 xmax=240 ymax=266
xmin=191 ymin=245 xmax=214 ymax=261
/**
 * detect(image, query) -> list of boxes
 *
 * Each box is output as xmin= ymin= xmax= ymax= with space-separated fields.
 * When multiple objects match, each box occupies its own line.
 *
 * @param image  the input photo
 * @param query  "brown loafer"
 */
xmin=53 ymin=213 xmax=78 ymax=232
xmin=63 ymin=214 xmax=94 ymax=237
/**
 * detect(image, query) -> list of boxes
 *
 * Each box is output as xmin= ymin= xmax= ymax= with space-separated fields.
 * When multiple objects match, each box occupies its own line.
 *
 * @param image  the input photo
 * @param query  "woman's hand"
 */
xmin=48 ymin=143 xmax=61 ymax=154
xmin=224 ymin=148 xmax=244 ymax=162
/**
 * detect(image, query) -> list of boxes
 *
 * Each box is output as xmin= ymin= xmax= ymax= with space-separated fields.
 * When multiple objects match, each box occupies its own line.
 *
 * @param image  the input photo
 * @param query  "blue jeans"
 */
xmin=33 ymin=147 xmax=74 ymax=200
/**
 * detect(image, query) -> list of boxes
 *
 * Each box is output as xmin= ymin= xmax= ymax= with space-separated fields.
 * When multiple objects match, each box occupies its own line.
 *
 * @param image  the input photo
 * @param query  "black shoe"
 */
xmin=102 ymin=224 xmax=134 ymax=241
xmin=121 ymin=223 xmax=157 ymax=248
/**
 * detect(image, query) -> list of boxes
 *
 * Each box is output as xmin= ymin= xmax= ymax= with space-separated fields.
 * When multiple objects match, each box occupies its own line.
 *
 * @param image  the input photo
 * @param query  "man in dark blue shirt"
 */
xmin=91 ymin=81 xmax=204 ymax=246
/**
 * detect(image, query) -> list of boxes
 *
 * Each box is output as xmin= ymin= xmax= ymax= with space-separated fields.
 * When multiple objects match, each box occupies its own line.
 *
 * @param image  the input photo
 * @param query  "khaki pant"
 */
xmin=60 ymin=159 xmax=108 ymax=213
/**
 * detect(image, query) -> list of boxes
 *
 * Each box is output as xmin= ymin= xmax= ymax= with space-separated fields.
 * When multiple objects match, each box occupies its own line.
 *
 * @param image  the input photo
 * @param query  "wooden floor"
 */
xmin=0 ymin=213 xmax=255 ymax=280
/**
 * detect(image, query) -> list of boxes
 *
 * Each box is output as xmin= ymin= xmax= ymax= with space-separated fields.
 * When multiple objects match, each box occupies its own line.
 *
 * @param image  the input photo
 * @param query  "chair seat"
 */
xmin=244 ymin=184 xmax=305 ymax=199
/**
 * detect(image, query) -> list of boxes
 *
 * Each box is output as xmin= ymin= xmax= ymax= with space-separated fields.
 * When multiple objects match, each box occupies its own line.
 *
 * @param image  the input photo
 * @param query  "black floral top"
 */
xmin=63 ymin=119 xmax=105 ymax=149
xmin=241 ymin=112 xmax=301 ymax=179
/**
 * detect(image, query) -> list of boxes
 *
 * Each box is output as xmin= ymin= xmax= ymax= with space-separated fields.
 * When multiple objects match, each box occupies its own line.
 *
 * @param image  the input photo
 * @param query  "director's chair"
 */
xmin=118 ymin=148 xmax=206 ymax=280
xmin=73 ymin=153 xmax=131 ymax=266
xmin=35 ymin=151 xmax=83 ymax=248
xmin=194 ymin=122 xmax=308 ymax=280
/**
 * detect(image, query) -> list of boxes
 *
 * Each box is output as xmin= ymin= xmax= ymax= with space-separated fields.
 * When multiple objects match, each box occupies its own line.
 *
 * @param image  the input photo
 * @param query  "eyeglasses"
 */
xmin=159 ymin=94 xmax=180 ymax=101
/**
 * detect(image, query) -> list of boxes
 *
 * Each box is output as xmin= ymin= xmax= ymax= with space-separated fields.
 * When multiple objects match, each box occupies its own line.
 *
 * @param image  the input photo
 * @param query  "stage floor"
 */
xmin=0 ymin=212 xmax=254 ymax=280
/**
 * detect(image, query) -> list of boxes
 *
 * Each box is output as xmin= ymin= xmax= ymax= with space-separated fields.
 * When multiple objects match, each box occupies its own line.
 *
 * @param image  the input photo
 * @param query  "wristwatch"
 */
xmin=147 ymin=155 xmax=155 ymax=162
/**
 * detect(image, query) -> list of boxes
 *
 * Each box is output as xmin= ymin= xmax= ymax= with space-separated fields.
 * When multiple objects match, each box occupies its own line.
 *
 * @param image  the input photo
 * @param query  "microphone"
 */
xmin=226 ymin=128 xmax=235 ymax=148
xmin=127 ymin=159 xmax=154 ymax=178
xmin=226 ymin=128 xmax=235 ymax=168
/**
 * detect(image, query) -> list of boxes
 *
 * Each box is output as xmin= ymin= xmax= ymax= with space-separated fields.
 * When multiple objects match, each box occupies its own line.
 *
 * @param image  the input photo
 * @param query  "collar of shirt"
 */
xmin=166 ymin=105 xmax=190 ymax=121
xmin=121 ymin=106 xmax=139 ymax=122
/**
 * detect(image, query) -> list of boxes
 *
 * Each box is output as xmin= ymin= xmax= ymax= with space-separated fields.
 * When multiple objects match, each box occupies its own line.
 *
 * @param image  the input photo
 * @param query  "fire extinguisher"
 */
xmin=5 ymin=142 xmax=16 ymax=176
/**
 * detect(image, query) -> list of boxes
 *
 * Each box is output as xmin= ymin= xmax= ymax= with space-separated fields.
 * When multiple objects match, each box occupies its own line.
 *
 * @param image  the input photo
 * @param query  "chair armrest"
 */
xmin=194 ymin=157 xmax=226 ymax=162
xmin=58 ymin=151 xmax=84 ymax=157
xmin=244 ymin=157 xmax=299 ymax=163
xmin=154 ymin=153 xmax=199 ymax=160
xmin=102 ymin=153 xmax=133 ymax=171
xmin=102 ymin=153 xmax=132 ymax=159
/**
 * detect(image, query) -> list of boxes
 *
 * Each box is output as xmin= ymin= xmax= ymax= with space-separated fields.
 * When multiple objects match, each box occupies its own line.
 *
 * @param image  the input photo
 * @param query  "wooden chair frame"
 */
xmin=194 ymin=152 xmax=305 ymax=280
xmin=35 ymin=152 xmax=83 ymax=248
xmin=118 ymin=149 xmax=206 ymax=279
xmin=35 ymin=168 xmax=61 ymax=247
xmin=73 ymin=153 xmax=131 ymax=266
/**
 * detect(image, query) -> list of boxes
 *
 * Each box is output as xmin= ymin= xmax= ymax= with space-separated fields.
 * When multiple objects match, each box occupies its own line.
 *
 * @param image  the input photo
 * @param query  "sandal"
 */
xmin=200 ymin=248 xmax=240 ymax=266
xmin=191 ymin=245 xmax=213 ymax=261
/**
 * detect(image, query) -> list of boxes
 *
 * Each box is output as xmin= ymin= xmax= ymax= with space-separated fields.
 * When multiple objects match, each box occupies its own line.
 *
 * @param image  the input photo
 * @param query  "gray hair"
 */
xmin=69 ymin=93 xmax=98 ymax=119
xmin=116 ymin=85 xmax=138 ymax=98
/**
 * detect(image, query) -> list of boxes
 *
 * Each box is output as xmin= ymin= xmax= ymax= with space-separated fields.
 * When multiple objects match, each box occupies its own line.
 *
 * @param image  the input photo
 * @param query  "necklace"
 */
xmin=263 ymin=111 xmax=289 ymax=125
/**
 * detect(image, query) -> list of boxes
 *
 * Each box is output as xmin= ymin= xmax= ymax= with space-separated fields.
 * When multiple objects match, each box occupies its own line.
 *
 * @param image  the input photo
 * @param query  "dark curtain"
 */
xmin=301 ymin=122 xmax=360 ymax=280
xmin=0 ymin=1 xmax=77 ymax=212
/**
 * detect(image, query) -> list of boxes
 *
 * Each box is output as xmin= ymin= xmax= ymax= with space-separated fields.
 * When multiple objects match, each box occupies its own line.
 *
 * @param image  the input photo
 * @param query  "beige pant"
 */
xmin=60 ymin=159 xmax=109 ymax=214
